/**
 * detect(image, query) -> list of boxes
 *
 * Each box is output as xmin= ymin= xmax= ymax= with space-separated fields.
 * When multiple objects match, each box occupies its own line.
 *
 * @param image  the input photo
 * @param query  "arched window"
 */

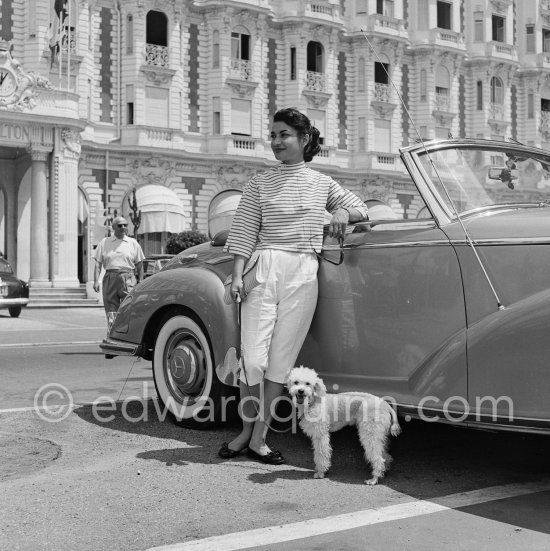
xmin=213 ymin=30 xmax=220 ymax=68
xmin=307 ymin=41 xmax=324 ymax=73
xmin=491 ymin=76 xmax=503 ymax=104
xmin=146 ymin=11 xmax=168 ymax=46
xmin=358 ymin=57 xmax=365 ymax=92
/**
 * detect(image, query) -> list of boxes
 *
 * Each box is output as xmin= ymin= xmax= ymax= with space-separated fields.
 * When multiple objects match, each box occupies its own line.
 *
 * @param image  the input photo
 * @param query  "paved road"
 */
xmin=1 ymin=309 xmax=550 ymax=550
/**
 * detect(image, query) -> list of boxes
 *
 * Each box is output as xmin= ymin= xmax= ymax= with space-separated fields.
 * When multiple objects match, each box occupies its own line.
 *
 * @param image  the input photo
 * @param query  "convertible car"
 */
xmin=101 ymin=139 xmax=550 ymax=434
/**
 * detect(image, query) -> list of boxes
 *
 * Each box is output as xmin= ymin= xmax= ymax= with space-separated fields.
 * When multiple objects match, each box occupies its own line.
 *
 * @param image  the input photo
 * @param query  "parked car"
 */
xmin=142 ymin=254 xmax=174 ymax=279
xmin=101 ymin=139 xmax=550 ymax=433
xmin=0 ymin=258 xmax=29 ymax=317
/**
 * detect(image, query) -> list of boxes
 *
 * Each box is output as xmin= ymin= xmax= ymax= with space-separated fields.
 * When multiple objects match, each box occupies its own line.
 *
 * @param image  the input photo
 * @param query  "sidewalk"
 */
xmin=0 ymin=307 xmax=107 ymax=347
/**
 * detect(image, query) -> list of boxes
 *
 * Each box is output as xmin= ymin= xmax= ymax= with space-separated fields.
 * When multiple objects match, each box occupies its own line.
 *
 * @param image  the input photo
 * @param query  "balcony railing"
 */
xmin=310 ymin=3 xmax=333 ymax=15
xmin=306 ymin=71 xmax=326 ymax=92
xmin=540 ymin=111 xmax=550 ymax=131
xmin=434 ymin=92 xmax=450 ymax=111
xmin=145 ymin=44 xmax=169 ymax=68
xmin=373 ymin=83 xmax=392 ymax=102
xmin=229 ymin=58 xmax=252 ymax=81
xmin=490 ymin=102 xmax=505 ymax=120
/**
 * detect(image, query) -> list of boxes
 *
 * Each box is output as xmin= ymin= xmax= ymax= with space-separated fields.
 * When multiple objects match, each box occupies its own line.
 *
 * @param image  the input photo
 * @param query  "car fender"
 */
xmin=112 ymin=266 xmax=239 ymax=367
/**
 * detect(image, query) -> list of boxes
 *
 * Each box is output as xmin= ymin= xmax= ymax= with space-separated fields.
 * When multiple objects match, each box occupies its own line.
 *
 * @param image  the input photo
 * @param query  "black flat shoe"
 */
xmin=246 ymin=448 xmax=285 ymax=465
xmin=218 ymin=442 xmax=246 ymax=459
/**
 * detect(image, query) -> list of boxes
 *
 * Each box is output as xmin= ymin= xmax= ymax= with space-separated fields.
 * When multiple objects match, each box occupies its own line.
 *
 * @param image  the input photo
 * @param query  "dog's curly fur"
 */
xmin=286 ymin=366 xmax=401 ymax=485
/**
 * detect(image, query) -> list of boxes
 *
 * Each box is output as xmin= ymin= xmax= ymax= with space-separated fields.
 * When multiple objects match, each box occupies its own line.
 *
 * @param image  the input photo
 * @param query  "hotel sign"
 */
xmin=0 ymin=122 xmax=31 ymax=144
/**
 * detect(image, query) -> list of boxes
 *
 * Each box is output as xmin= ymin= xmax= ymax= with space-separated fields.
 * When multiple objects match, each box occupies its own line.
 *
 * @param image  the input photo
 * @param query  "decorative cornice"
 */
xmin=140 ymin=65 xmax=176 ymax=85
xmin=371 ymin=100 xmax=397 ymax=118
xmin=303 ymin=89 xmax=331 ymax=108
xmin=226 ymin=78 xmax=258 ymax=98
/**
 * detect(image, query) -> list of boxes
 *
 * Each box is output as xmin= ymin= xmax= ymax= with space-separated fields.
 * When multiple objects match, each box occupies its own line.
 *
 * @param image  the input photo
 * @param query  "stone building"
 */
xmin=0 ymin=0 xmax=547 ymax=302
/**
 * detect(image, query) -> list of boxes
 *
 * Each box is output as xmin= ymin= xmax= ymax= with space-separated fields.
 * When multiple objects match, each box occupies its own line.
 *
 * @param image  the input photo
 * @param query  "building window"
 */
xmin=290 ymin=47 xmax=296 ymax=80
xmin=357 ymin=0 xmax=367 ymax=14
xmin=374 ymin=119 xmax=391 ymax=152
xmin=491 ymin=77 xmax=503 ymax=104
xmin=541 ymin=98 xmax=550 ymax=112
xmin=528 ymin=92 xmax=534 ymax=119
xmin=435 ymin=66 xmax=450 ymax=110
xmin=544 ymin=29 xmax=550 ymax=53
xmin=308 ymin=109 xmax=326 ymax=144
xmin=231 ymin=98 xmax=251 ymax=136
xmin=126 ymin=84 xmax=134 ymax=125
xmin=126 ymin=15 xmax=133 ymax=54
xmin=377 ymin=0 xmax=394 ymax=17
xmin=358 ymin=57 xmax=365 ymax=92
xmin=307 ymin=41 xmax=324 ymax=73
xmin=474 ymin=11 xmax=484 ymax=42
xmin=358 ymin=117 xmax=366 ymax=152
xmin=375 ymin=62 xmax=389 ymax=84
xmin=418 ymin=0 xmax=429 ymax=31
xmin=232 ymin=29 xmax=250 ymax=60
xmin=420 ymin=69 xmax=427 ymax=102
xmin=146 ymin=11 xmax=167 ymax=47
xmin=492 ymin=15 xmax=505 ymax=43
xmin=213 ymin=30 xmax=220 ymax=68
xmin=526 ymin=25 xmax=535 ymax=53
xmin=437 ymin=1 xmax=452 ymax=30
xmin=476 ymin=80 xmax=483 ymax=110
xmin=213 ymin=97 xmax=221 ymax=134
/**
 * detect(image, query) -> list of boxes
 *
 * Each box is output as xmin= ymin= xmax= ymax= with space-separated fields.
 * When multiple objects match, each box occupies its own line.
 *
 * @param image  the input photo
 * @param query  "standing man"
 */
xmin=93 ymin=216 xmax=145 ymax=326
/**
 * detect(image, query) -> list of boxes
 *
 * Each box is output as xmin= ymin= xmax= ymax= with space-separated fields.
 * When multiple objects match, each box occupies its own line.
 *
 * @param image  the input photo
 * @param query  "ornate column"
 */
xmin=51 ymin=128 xmax=81 ymax=288
xmin=29 ymin=148 xmax=51 ymax=287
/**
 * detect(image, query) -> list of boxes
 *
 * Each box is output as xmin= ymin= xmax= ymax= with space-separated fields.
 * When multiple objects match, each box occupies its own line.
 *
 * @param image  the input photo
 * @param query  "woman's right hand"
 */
xmin=230 ymin=275 xmax=244 ymax=303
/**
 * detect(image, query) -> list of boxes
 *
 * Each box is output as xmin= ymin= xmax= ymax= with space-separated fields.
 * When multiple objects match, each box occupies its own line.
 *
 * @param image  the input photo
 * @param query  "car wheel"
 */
xmin=152 ymin=315 xmax=223 ymax=429
xmin=9 ymin=306 xmax=21 ymax=318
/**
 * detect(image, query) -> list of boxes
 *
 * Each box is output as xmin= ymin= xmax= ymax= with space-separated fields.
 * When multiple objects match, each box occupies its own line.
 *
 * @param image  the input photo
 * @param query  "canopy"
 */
xmin=132 ymin=185 xmax=187 ymax=234
xmin=208 ymin=188 xmax=242 ymax=238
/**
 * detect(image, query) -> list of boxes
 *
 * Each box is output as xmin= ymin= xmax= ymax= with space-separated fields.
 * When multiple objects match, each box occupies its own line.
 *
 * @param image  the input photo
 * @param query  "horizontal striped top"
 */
xmin=224 ymin=162 xmax=368 ymax=258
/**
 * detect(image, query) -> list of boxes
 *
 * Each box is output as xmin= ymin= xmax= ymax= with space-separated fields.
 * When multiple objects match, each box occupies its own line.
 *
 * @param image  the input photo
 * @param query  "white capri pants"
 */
xmin=240 ymin=249 xmax=319 ymax=386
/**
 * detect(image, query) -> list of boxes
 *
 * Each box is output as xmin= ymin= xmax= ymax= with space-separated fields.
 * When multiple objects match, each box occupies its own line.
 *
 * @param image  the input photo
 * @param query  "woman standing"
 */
xmin=219 ymin=108 xmax=368 ymax=464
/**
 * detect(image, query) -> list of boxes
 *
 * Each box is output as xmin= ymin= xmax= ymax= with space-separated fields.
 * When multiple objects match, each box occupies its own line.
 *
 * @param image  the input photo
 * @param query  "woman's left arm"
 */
xmin=326 ymin=179 xmax=369 ymax=238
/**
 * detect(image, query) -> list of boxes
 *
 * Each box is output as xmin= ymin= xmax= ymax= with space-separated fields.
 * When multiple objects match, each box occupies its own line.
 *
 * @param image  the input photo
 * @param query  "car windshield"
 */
xmin=417 ymin=145 xmax=550 ymax=216
xmin=0 ymin=259 xmax=13 ymax=274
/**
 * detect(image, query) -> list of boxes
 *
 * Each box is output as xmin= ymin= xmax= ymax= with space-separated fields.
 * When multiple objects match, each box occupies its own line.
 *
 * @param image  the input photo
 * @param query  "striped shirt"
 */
xmin=224 ymin=162 xmax=368 ymax=258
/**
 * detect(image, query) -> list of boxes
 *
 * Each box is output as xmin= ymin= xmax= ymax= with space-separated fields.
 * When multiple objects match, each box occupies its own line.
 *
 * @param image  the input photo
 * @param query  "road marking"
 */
xmin=0 ymin=340 xmax=101 ymax=349
xmin=147 ymin=479 xmax=550 ymax=551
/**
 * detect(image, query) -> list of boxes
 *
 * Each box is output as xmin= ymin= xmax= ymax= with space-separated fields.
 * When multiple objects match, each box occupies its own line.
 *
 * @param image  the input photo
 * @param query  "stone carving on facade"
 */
xmin=489 ymin=0 xmax=512 ymax=15
xmin=130 ymin=157 xmax=176 ymax=187
xmin=361 ymin=177 xmax=394 ymax=203
xmin=137 ymin=0 xmax=176 ymax=18
xmin=0 ymin=41 xmax=52 ymax=112
xmin=217 ymin=165 xmax=258 ymax=188
xmin=61 ymin=128 xmax=81 ymax=159
xmin=227 ymin=80 xmax=258 ymax=98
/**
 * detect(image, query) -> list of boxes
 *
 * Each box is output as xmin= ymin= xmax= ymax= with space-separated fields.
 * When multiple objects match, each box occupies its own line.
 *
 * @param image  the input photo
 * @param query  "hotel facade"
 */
xmin=0 ymin=0 xmax=547 ymax=301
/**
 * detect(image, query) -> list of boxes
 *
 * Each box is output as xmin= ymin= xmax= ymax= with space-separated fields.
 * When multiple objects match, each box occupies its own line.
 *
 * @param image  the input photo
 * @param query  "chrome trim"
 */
xmin=100 ymin=337 xmax=141 ymax=357
xmin=345 ymin=240 xmax=451 ymax=250
xmin=450 ymin=237 xmax=550 ymax=246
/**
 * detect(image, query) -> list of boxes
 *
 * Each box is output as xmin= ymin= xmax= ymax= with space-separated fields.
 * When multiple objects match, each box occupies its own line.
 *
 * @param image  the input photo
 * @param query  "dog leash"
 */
xmin=236 ymin=300 xmax=292 ymax=434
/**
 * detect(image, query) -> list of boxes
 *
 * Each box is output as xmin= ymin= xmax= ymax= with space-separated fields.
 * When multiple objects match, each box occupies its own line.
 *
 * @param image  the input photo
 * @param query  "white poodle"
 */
xmin=286 ymin=366 xmax=401 ymax=485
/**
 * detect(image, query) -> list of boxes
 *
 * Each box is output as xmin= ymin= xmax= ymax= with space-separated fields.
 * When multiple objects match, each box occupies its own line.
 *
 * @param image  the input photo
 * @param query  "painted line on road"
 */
xmin=147 ymin=479 xmax=550 ymax=551
xmin=0 ymin=340 xmax=102 ymax=349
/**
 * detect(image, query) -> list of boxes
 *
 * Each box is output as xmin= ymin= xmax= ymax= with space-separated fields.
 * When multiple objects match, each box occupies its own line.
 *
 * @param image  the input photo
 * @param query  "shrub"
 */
xmin=165 ymin=230 xmax=209 ymax=254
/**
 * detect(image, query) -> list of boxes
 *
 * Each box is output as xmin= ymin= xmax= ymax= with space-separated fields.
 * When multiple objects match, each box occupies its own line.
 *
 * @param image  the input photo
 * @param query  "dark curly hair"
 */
xmin=273 ymin=108 xmax=322 ymax=162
